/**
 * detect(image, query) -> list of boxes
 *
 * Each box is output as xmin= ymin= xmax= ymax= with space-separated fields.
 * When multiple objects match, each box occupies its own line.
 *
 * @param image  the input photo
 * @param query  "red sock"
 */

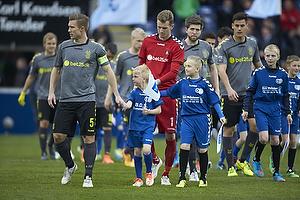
xmin=151 ymin=141 xmax=160 ymax=164
xmin=163 ymin=139 xmax=176 ymax=177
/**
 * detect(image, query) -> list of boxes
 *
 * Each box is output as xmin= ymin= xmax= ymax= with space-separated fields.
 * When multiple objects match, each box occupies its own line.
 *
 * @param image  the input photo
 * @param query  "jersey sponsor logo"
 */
xmin=147 ymin=54 xmax=168 ymax=63
xmin=182 ymin=95 xmax=202 ymax=104
xmin=96 ymin=75 xmax=107 ymax=80
xmin=127 ymin=69 xmax=133 ymax=75
xmin=39 ymin=67 xmax=52 ymax=74
xmin=262 ymin=86 xmax=281 ymax=94
xmin=290 ymin=92 xmax=299 ymax=99
xmin=64 ymin=60 xmax=89 ymax=67
xmin=228 ymin=56 xmax=253 ymax=64
xmin=86 ymin=50 xmax=91 ymax=59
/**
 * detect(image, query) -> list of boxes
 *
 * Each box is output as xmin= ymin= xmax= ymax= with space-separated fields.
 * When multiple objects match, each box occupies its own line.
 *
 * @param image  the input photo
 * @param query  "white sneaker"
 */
xmin=189 ymin=171 xmax=199 ymax=182
xmin=82 ymin=176 xmax=93 ymax=187
xmin=132 ymin=178 xmax=143 ymax=187
xmin=70 ymin=150 xmax=75 ymax=159
xmin=152 ymin=158 xmax=162 ymax=179
xmin=61 ymin=163 xmax=77 ymax=184
xmin=161 ymin=176 xmax=171 ymax=185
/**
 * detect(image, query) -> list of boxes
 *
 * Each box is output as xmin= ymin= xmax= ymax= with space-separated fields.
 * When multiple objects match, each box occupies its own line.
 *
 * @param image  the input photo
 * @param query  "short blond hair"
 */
xmin=264 ymin=44 xmax=280 ymax=56
xmin=187 ymin=55 xmax=204 ymax=68
xmin=131 ymin=28 xmax=146 ymax=39
xmin=286 ymin=55 xmax=300 ymax=65
xmin=43 ymin=32 xmax=57 ymax=44
xmin=133 ymin=64 xmax=150 ymax=82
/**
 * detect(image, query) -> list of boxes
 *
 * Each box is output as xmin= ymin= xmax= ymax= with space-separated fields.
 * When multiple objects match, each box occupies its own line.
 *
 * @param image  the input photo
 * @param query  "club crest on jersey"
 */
xmin=86 ymin=50 xmax=91 ymax=59
xmin=248 ymin=47 xmax=252 ymax=56
xmin=202 ymin=50 xmax=207 ymax=58
xmin=195 ymin=88 xmax=203 ymax=95
xmin=276 ymin=78 xmax=283 ymax=84
xmin=295 ymin=85 xmax=300 ymax=90
xmin=165 ymin=50 xmax=169 ymax=56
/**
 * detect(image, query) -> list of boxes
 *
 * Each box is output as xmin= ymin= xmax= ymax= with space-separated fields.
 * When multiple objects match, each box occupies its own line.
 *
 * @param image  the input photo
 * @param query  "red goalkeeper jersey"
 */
xmin=138 ymin=34 xmax=184 ymax=90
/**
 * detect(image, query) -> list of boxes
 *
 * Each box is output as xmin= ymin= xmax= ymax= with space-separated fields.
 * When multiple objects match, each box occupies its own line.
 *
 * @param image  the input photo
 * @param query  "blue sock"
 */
xmin=144 ymin=152 xmax=152 ymax=173
xmin=116 ymin=129 xmax=125 ymax=149
xmin=96 ymin=129 xmax=104 ymax=155
xmin=218 ymin=148 xmax=225 ymax=165
xmin=233 ymin=144 xmax=242 ymax=159
xmin=134 ymin=156 xmax=143 ymax=179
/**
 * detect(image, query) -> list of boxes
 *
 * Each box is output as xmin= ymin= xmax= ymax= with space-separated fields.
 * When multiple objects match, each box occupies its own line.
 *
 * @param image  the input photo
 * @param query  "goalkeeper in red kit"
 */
xmin=138 ymin=9 xmax=184 ymax=185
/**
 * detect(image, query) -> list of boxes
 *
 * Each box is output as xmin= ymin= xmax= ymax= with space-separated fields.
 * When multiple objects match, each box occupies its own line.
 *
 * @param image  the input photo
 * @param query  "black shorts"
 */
xmin=96 ymin=107 xmax=112 ymax=129
xmin=221 ymin=96 xmax=244 ymax=127
xmin=53 ymin=101 xmax=96 ymax=137
xmin=37 ymin=99 xmax=56 ymax=123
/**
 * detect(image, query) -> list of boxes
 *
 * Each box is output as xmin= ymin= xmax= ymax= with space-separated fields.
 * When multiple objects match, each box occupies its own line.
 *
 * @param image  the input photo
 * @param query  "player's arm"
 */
xmin=102 ymin=63 xmax=126 ymax=108
xmin=218 ymin=63 xmax=238 ymax=102
xmin=48 ymin=67 xmax=61 ymax=108
xmin=18 ymin=74 xmax=36 ymax=106
xmin=158 ymin=61 xmax=181 ymax=85
xmin=254 ymin=61 xmax=263 ymax=69
xmin=208 ymin=63 xmax=219 ymax=95
xmin=143 ymin=105 xmax=161 ymax=115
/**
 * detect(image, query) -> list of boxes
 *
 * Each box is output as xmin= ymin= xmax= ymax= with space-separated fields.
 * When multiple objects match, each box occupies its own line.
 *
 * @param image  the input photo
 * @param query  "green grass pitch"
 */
xmin=0 ymin=134 xmax=299 ymax=200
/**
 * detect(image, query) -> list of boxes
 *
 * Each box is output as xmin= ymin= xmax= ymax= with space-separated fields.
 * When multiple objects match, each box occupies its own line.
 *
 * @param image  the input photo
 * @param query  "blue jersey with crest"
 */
xmin=128 ymin=88 xmax=163 ymax=131
xmin=250 ymin=66 xmax=289 ymax=103
xmin=288 ymin=77 xmax=300 ymax=112
xmin=166 ymin=77 xmax=220 ymax=116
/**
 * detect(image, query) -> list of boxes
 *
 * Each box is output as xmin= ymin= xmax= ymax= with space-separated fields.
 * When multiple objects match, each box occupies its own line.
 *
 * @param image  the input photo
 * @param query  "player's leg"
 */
xmin=38 ymin=100 xmax=51 ymax=160
xmin=233 ymin=116 xmax=248 ymax=164
xmin=122 ymin=110 xmax=135 ymax=167
xmin=217 ymin=147 xmax=227 ymax=170
xmin=48 ymin=102 xmax=57 ymax=159
xmin=188 ymin=141 xmax=199 ymax=181
xmin=287 ymin=133 xmax=299 ymax=177
xmin=53 ymin=102 xmax=77 ymax=185
xmin=102 ymin=109 xmax=114 ymax=164
xmin=221 ymin=97 xmax=241 ymax=176
xmin=195 ymin=114 xmax=210 ymax=187
xmin=269 ymin=112 xmax=285 ymax=182
xmin=114 ymin=108 xmax=125 ymax=159
xmin=143 ymin=130 xmax=154 ymax=186
xmin=79 ymin=102 xmax=97 ymax=187
xmin=128 ymin=130 xmax=143 ymax=186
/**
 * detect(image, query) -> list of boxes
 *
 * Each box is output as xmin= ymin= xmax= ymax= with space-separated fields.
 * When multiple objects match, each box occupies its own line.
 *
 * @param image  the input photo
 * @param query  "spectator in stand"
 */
xmin=280 ymin=0 xmax=300 ymax=59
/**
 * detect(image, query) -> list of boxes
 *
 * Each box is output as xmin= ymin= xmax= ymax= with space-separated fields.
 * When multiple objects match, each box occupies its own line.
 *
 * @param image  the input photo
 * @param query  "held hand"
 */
xmin=115 ymin=95 xmax=126 ymax=109
xmin=48 ymin=93 xmax=56 ymax=109
xmin=142 ymin=107 xmax=149 ymax=115
xmin=18 ymin=92 xmax=26 ymax=106
xmin=287 ymin=115 xmax=293 ymax=125
xmin=241 ymin=111 xmax=248 ymax=122
xmin=219 ymin=117 xmax=226 ymax=125
xmin=227 ymin=88 xmax=239 ymax=102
